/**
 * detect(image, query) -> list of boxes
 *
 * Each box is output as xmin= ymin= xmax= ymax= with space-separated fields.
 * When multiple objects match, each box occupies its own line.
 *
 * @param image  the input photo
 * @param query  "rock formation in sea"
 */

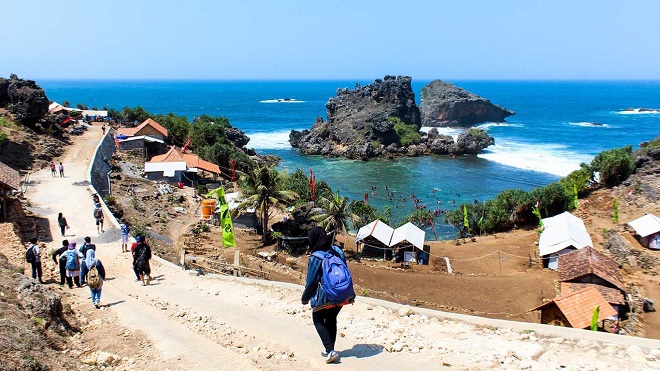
xmin=0 ymin=74 xmax=49 ymax=123
xmin=420 ymin=80 xmax=514 ymax=127
xmin=289 ymin=76 xmax=495 ymax=160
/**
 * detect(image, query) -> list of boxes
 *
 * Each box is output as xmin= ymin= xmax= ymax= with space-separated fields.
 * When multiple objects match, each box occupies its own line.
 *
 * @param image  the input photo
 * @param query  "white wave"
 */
xmin=568 ymin=121 xmax=610 ymax=128
xmin=476 ymin=122 xmax=523 ymax=130
xmin=478 ymin=140 xmax=593 ymax=177
xmin=247 ymin=130 xmax=293 ymax=149
xmin=419 ymin=126 xmax=464 ymax=141
xmin=259 ymin=98 xmax=305 ymax=103
xmin=616 ymin=108 xmax=660 ymax=115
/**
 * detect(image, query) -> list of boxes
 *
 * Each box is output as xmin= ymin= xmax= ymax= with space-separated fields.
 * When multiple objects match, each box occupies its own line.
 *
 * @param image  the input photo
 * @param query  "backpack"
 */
xmin=94 ymin=208 xmax=103 ymax=219
xmin=25 ymin=245 xmax=36 ymax=263
xmin=65 ymin=250 xmax=79 ymax=270
xmin=87 ymin=262 xmax=103 ymax=289
xmin=312 ymin=246 xmax=355 ymax=304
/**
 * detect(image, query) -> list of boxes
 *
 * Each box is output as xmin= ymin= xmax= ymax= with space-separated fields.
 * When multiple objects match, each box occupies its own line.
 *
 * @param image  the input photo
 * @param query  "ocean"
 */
xmin=39 ymin=80 xmax=660 ymax=239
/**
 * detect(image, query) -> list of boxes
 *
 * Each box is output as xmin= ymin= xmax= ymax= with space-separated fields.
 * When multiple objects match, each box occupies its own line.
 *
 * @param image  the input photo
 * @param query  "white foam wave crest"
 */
xmin=478 ymin=140 xmax=593 ymax=177
xmin=247 ymin=130 xmax=293 ymax=149
xmin=259 ymin=99 xmax=305 ymax=103
xmin=616 ymin=108 xmax=660 ymax=115
xmin=476 ymin=122 xmax=523 ymax=130
xmin=568 ymin=122 xmax=610 ymax=128
xmin=419 ymin=126 xmax=464 ymax=141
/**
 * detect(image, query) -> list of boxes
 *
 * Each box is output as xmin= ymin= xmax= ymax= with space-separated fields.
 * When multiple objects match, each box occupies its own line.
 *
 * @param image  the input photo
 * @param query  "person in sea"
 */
xmin=83 ymin=249 xmax=106 ymax=308
xmin=58 ymin=162 xmax=64 ymax=177
xmin=301 ymin=227 xmax=354 ymax=364
xmin=49 ymin=161 xmax=56 ymax=177
xmin=133 ymin=235 xmax=152 ymax=286
xmin=52 ymin=239 xmax=70 ymax=286
xmin=57 ymin=212 xmax=69 ymax=237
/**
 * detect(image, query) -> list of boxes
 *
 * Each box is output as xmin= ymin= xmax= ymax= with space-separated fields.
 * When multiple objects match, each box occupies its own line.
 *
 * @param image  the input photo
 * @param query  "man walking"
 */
xmin=79 ymin=236 xmax=96 ymax=285
xmin=93 ymin=203 xmax=104 ymax=233
xmin=133 ymin=235 xmax=152 ymax=286
xmin=26 ymin=237 xmax=44 ymax=283
xmin=120 ymin=219 xmax=130 ymax=252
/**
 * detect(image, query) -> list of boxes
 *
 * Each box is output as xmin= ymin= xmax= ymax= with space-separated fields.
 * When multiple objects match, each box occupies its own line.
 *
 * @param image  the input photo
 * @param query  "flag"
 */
xmin=206 ymin=187 xmax=236 ymax=248
xmin=613 ymin=197 xmax=619 ymax=223
xmin=463 ymin=204 xmax=469 ymax=228
xmin=573 ymin=184 xmax=579 ymax=209
xmin=309 ymin=169 xmax=315 ymax=201
xmin=231 ymin=159 xmax=236 ymax=182
xmin=535 ymin=198 xmax=540 ymax=209
xmin=364 ymin=192 xmax=369 ymax=205
xmin=590 ymin=305 xmax=600 ymax=331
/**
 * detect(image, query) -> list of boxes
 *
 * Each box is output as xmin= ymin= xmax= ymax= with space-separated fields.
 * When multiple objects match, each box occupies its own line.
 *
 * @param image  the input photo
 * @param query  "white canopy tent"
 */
xmin=539 ymin=212 xmax=592 ymax=269
xmin=355 ymin=220 xmax=394 ymax=246
xmin=390 ymin=222 xmax=425 ymax=250
xmin=628 ymin=214 xmax=660 ymax=250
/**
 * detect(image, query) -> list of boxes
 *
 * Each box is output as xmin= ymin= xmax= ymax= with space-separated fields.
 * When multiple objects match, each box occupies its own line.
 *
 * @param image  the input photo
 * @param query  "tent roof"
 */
xmin=390 ymin=222 xmax=425 ymax=250
xmin=628 ymin=214 xmax=660 ymax=238
xmin=539 ymin=212 xmax=592 ymax=256
xmin=356 ymin=220 xmax=394 ymax=246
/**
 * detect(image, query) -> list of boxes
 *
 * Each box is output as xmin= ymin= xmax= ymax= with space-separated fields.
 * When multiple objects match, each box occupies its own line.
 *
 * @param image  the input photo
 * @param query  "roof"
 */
xmin=532 ymin=286 xmax=618 ymax=328
xmin=356 ymin=220 xmax=394 ymax=246
xmin=558 ymin=246 xmax=625 ymax=291
xmin=120 ymin=135 xmax=165 ymax=144
xmin=0 ymin=162 xmax=20 ymax=190
xmin=149 ymin=146 xmax=220 ymax=175
xmin=628 ymin=214 xmax=660 ymax=238
xmin=539 ymin=212 xmax=592 ymax=256
xmin=560 ymin=282 xmax=626 ymax=305
xmin=390 ymin=222 xmax=425 ymax=250
xmin=116 ymin=118 xmax=168 ymax=138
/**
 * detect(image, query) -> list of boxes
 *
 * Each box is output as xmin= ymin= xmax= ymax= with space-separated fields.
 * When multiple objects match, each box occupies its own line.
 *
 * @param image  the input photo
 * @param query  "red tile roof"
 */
xmin=558 ymin=246 xmax=624 ymax=291
xmin=0 ymin=161 xmax=20 ymax=190
xmin=533 ymin=286 xmax=618 ymax=328
xmin=150 ymin=147 xmax=220 ymax=175
xmin=116 ymin=118 xmax=168 ymax=138
xmin=560 ymin=282 xmax=626 ymax=305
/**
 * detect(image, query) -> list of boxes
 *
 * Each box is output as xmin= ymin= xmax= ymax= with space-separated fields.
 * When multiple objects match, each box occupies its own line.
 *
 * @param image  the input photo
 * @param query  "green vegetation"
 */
xmin=389 ymin=117 xmax=421 ymax=146
xmin=281 ymin=169 xmax=334 ymax=205
xmin=591 ymin=145 xmax=634 ymax=187
xmin=349 ymin=200 xmax=390 ymax=230
xmin=313 ymin=191 xmax=358 ymax=235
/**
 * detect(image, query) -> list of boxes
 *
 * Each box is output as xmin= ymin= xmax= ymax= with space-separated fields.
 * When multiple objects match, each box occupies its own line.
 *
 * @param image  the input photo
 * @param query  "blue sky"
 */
xmin=2 ymin=0 xmax=659 ymax=80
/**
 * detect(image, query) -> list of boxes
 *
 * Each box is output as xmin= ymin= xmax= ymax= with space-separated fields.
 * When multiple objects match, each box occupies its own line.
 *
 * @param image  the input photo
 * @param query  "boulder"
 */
xmin=0 ymin=74 xmax=49 ymax=123
xmin=455 ymin=128 xmax=495 ymax=154
xmin=222 ymin=127 xmax=250 ymax=148
xmin=420 ymin=80 xmax=514 ymax=127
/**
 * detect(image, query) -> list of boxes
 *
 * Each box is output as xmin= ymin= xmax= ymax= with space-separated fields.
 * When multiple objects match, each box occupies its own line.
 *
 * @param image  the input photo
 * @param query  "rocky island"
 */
xmin=289 ymin=75 xmax=494 ymax=160
xmin=420 ymin=80 xmax=514 ymax=127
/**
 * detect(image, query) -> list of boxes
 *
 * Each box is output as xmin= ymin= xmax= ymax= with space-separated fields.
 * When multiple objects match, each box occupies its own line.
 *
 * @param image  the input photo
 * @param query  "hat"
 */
xmin=136 ymin=236 xmax=142 ymax=242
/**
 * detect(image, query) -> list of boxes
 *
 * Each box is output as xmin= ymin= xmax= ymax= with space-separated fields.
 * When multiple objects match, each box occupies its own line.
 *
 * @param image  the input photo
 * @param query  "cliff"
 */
xmin=0 ymin=74 xmax=49 ymax=123
xmin=420 ymin=80 xmax=514 ymax=127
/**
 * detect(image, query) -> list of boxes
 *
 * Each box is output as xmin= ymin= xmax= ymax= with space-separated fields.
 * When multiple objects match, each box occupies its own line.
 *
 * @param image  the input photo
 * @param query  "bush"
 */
xmin=591 ymin=146 xmax=634 ymax=187
xmin=390 ymin=117 xmax=421 ymax=146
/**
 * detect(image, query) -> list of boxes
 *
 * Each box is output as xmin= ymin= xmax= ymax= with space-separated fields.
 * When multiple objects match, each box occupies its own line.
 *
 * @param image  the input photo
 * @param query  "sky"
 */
xmin=2 ymin=0 xmax=659 ymax=80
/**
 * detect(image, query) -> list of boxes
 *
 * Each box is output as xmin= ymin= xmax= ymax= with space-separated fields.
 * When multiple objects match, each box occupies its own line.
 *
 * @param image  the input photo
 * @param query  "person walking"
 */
xmin=119 ymin=219 xmax=130 ymax=253
xmin=49 ymin=161 xmax=56 ymax=177
xmin=58 ymin=162 xmax=64 ymax=177
xmin=78 ymin=236 xmax=96 ymax=286
xmin=301 ymin=227 xmax=354 ymax=364
xmin=26 ymin=237 xmax=44 ymax=284
xmin=133 ymin=235 xmax=152 ymax=286
xmin=130 ymin=236 xmax=141 ymax=280
xmin=83 ymin=249 xmax=106 ymax=308
xmin=64 ymin=242 xmax=81 ymax=288
xmin=57 ymin=212 xmax=69 ymax=237
xmin=93 ymin=203 xmax=104 ymax=233
xmin=52 ymin=239 xmax=69 ymax=286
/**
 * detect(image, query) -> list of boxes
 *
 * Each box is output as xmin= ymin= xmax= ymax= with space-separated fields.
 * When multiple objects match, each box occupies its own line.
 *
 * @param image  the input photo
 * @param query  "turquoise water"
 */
xmin=40 ymin=80 xmax=660 ymax=238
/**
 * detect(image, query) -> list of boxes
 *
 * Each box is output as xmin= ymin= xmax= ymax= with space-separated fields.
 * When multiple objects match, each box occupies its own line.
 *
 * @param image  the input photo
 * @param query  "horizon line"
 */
xmin=30 ymin=77 xmax=660 ymax=83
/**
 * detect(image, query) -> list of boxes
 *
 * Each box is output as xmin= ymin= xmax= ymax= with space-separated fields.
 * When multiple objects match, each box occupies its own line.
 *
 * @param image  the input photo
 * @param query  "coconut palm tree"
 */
xmin=313 ymin=191 xmax=358 ymax=239
xmin=238 ymin=165 xmax=298 ymax=243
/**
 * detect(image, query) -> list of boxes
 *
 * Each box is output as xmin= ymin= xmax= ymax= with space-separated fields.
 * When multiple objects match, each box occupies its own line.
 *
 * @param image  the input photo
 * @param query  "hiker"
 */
xmin=93 ymin=203 xmax=104 ymax=233
xmin=57 ymin=212 xmax=69 ymax=237
xmin=49 ymin=161 xmax=56 ymax=177
xmin=65 ymin=242 xmax=81 ymax=288
xmin=58 ymin=162 xmax=64 ymax=177
xmin=130 ymin=237 xmax=141 ymax=280
xmin=79 ymin=237 xmax=96 ymax=286
xmin=133 ymin=235 xmax=152 ymax=286
xmin=52 ymin=239 xmax=69 ymax=286
xmin=25 ymin=237 xmax=43 ymax=284
xmin=83 ymin=249 xmax=106 ymax=308
xmin=101 ymin=125 xmax=106 ymax=135
xmin=301 ymin=227 xmax=355 ymax=364
xmin=120 ymin=219 xmax=130 ymax=253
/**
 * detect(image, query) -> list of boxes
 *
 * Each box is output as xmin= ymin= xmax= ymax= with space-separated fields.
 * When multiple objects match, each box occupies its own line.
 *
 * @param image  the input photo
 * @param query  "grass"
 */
xmin=389 ymin=117 xmax=421 ymax=146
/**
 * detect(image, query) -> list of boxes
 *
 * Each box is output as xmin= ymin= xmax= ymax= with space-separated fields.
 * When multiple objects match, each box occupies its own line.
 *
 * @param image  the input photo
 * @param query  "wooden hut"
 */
xmin=532 ymin=286 xmax=617 ymax=329
xmin=0 ymin=162 xmax=20 ymax=219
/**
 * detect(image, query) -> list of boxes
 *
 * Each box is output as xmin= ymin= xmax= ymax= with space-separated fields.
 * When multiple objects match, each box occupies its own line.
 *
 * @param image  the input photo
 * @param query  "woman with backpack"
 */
xmin=64 ymin=242 xmax=81 ymax=288
xmin=57 ymin=212 xmax=69 ymax=237
xmin=83 ymin=249 xmax=105 ymax=308
xmin=133 ymin=236 xmax=152 ymax=286
xmin=301 ymin=227 xmax=355 ymax=364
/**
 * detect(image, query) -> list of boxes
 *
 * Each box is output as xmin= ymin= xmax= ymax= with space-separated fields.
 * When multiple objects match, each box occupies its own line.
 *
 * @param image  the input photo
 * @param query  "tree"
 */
xmin=591 ymin=146 xmax=634 ymax=187
xmin=349 ymin=200 xmax=389 ymax=230
xmin=155 ymin=113 xmax=191 ymax=146
xmin=238 ymin=166 xmax=298 ymax=243
xmin=62 ymin=100 xmax=70 ymax=107
xmin=122 ymin=106 xmax=150 ymax=123
xmin=313 ymin=191 xmax=358 ymax=237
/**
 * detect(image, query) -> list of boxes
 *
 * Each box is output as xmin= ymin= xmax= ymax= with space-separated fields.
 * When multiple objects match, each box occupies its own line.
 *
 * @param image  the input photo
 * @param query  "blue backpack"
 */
xmin=312 ymin=246 xmax=355 ymax=304
xmin=65 ymin=250 xmax=79 ymax=270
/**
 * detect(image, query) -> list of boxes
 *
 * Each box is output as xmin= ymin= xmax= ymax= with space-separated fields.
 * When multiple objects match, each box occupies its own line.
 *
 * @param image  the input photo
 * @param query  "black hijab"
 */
xmin=308 ymin=227 xmax=331 ymax=253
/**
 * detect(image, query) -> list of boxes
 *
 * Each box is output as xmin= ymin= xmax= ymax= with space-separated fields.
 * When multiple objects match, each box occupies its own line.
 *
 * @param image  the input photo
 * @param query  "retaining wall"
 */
xmin=89 ymin=130 xmax=116 ymax=198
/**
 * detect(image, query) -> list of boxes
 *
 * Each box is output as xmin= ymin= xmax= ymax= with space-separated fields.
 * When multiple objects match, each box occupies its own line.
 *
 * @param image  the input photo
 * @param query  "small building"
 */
xmin=355 ymin=220 xmax=394 ymax=258
xmin=0 ymin=162 xmax=20 ymax=219
xmin=117 ymin=135 xmax=166 ymax=154
xmin=627 ymin=214 xmax=660 ymax=250
xmin=117 ymin=118 xmax=168 ymax=141
xmin=390 ymin=222 xmax=427 ymax=264
xmin=145 ymin=146 xmax=221 ymax=185
xmin=532 ymin=286 xmax=617 ymax=329
xmin=539 ymin=212 xmax=592 ymax=269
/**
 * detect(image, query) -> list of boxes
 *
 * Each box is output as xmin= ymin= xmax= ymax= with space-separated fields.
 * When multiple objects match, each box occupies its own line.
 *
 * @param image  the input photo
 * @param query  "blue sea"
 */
xmin=40 ymin=80 xmax=660 ymax=239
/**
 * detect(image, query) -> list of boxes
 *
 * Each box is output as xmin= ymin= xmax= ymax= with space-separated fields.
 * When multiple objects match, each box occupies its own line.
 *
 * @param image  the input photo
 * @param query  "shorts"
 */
xmin=95 ymin=218 xmax=104 ymax=225
xmin=121 ymin=234 xmax=129 ymax=244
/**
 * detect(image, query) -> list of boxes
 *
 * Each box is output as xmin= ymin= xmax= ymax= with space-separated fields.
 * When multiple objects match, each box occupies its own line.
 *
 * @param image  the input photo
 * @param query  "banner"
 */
xmin=573 ymin=184 xmax=579 ymax=209
xmin=463 ymin=204 xmax=469 ymax=228
xmin=207 ymin=187 xmax=236 ymax=248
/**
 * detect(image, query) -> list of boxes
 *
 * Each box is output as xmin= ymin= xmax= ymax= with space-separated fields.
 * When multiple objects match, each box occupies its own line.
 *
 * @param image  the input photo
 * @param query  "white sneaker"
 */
xmin=325 ymin=350 xmax=339 ymax=364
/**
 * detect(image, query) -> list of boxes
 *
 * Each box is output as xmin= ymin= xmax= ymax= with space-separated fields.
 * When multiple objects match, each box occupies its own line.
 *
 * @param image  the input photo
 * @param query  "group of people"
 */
xmin=49 ymin=161 xmax=65 ymax=178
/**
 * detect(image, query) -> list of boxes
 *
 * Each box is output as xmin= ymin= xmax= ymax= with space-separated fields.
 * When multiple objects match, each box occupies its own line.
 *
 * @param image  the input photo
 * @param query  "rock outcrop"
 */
xmin=290 ymin=76 xmax=495 ymax=159
xmin=0 ymin=74 xmax=49 ymax=123
xmin=420 ymin=80 xmax=514 ymax=127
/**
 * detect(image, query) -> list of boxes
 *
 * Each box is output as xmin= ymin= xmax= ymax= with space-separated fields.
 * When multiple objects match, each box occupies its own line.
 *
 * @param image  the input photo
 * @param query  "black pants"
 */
xmin=312 ymin=306 xmax=342 ymax=353
xmin=58 ymin=260 xmax=66 ymax=285
xmin=66 ymin=275 xmax=80 ymax=288
xmin=60 ymin=225 xmax=66 ymax=236
xmin=30 ymin=261 xmax=42 ymax=282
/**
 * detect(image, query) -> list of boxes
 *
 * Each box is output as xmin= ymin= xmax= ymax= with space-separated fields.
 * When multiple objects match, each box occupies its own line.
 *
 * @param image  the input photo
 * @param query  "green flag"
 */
xmin=613 ymin=197 xmax=619 ymax=223
xmin=573 ymin=184 xmax=579 ymax=209
xmin=590 ymin=305 xmax=600 ymax=331
xmin=463 ymin=204 xmax=469 ymax=228
xmin=206 ymin=187 xmax=236 ymax=248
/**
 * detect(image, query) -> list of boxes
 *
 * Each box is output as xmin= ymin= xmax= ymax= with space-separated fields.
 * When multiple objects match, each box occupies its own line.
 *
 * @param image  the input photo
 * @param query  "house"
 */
xmin=627 ymin=214 xmax=660 ymax=250
xmin=144 ymin=146 xmax=221 ymax=185
xmin=532 ymin=286 xmax=617 ymax=329
xmin=0 ymin=161 xmax=20 ymax=219
xmin=355 ymin=220 xmax=395 ymax=258
xmin=116 ymin=118 xmax=168 ymax=154
xmin=48 ymin=102 xmax=108 ymax=120
xmin=117 ymin=118 xmax=168 ymax=140
xmin=557 ymin=246 xmax=626 ymax=316
xmin=539 ymin=212 xmax=593 ymax=269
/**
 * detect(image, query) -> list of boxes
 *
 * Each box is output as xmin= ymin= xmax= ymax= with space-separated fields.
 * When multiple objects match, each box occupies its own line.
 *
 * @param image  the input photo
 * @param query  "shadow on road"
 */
xmin=340 ymin=343 xmax=384 ymax=359
xmin=104 ymin=300 xmax=125 ymax=307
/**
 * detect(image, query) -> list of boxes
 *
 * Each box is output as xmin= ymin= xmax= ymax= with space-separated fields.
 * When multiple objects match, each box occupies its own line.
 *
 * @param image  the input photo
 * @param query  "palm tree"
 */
xmin=313 ymin=191 xmax=358 ymax=239
xmin=238 ymin=165 xmax=298 ymax=243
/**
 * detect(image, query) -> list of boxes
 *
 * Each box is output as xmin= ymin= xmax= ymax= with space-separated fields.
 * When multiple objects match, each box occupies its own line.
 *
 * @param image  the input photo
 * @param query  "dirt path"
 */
xmin=23 ymin=126 xmax=660 ymax=370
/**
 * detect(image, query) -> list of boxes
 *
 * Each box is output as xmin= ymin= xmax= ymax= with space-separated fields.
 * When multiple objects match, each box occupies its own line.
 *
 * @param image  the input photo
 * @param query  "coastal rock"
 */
xmin=455 ymin=129 xmax=495 ymax=154
xmin=222 ymin=127 xmax=250 ymax=148
xmin=420 ymin=80 xmax=514 ymax=127
xmin=0 ymin=74 xmax=49 ymax=123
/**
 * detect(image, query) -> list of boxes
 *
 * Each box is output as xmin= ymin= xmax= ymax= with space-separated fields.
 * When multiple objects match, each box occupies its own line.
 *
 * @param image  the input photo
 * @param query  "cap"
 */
xmin=136 ymin=236 xmax=142 ymax=242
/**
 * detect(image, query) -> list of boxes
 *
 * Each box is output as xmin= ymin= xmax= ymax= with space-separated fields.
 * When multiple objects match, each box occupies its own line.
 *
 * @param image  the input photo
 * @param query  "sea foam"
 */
xmin=568 ymin=122 xmax=610 ymax=128
xmin=419 ymin=126 xmax=464 ymax=141
xmin=247 ymin=130 xmax=294 ymax=149
xmin=259 ymin=99 xmax=305 ymax=103
xmin=478 ymin=140 xmax=593 ymax=177
xmin=476 ymin=122 xmax=523 ymax=130
xmin=616 ymin=108 xmax=660 ymax=115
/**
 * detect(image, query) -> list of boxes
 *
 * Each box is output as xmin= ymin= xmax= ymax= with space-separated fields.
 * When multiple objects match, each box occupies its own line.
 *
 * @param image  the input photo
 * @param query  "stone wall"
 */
xmin=90 ymin=130 xmax=116 ymax=198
